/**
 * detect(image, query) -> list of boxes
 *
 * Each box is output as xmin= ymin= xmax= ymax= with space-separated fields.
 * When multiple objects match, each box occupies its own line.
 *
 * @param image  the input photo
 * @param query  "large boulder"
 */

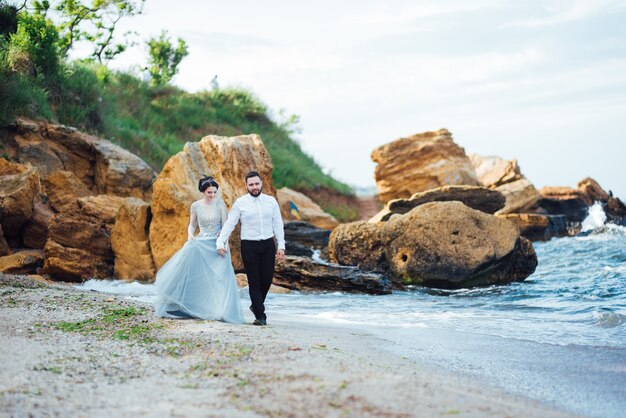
xmin=43 ymin=210 xmax=114 ymax=281
xmin=371 ymin=129 xmax=480 ymax=204
xmin=0 ymin=159 xmax=39 ymax=238
xmin=150 ymin=134 xmax=275 ymax=270
xmin=22 ymin=197 xmax=54 ymax=249
xmin=277 ymin=188 xmax=338 ymax=230
xmin=469 ymin=154 xmax=540 ymax=214
xmin=498 ymin=213 xmax=568 ymax=241
xmin=370 ymin=185 xmax=505 ymax=222
xmin=381 ymin=202 xmax=537 ymax=288
xmin=42 ymin=170 xmax=92 ymax=213
xmin=273 ymin=256 xmax=391 ymax=295
xmin=332 ymin=201 xmax=538 ymax=288
xmin=329 ymin=221 xmax=387 ymax=273
xmin=1 ymin=118 xmax=155 ymax=200
xmin=111 ymin=198 xmax=156 ymax=281
xmin=0 ymin=249 xmax=44 ymax=274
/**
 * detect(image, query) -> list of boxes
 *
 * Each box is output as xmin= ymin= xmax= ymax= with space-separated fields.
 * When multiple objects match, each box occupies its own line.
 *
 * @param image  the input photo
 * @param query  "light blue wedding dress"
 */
xmin=154 ymin=199 xmax=244 ymax=323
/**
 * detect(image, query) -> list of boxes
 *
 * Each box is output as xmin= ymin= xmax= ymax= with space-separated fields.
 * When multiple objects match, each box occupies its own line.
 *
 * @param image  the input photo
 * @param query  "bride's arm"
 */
xmin=187 ymin=202 xmax=198 ymax=241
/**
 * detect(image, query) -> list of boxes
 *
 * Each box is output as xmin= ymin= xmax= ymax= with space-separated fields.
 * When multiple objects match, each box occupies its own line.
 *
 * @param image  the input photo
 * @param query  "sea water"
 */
xmin=79 ymin=203 xmax=626 ymax=417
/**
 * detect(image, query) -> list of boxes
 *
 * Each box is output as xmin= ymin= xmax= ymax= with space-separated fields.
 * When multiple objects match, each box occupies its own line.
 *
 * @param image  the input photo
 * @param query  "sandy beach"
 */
xmin=0 ymin=274 xmax=574 ymax=418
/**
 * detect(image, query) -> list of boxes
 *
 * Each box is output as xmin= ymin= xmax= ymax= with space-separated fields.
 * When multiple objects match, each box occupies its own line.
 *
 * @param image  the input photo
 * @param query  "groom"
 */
xmin=216 ymin=170 xmax=285 ymax=326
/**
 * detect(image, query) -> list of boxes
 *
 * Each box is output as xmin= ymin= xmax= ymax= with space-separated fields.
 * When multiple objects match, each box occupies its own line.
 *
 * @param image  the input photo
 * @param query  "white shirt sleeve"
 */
xmin=216 ymin=199 xmax=241 ymax=250
xmin=187 ymin=202 xmax=197 ymax=241
xmin=272 ymin=197 xmax=285 ymax=250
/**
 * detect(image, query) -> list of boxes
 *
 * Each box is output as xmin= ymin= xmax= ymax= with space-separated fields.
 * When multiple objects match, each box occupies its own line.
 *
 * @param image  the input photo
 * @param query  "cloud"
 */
xmin=504 ymin=0 xmax=626 ymax=28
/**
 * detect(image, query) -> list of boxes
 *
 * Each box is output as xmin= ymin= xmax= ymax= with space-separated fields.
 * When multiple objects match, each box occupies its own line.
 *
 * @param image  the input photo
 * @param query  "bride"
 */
xmin=154 ymin=176 xmax=244 ymax=323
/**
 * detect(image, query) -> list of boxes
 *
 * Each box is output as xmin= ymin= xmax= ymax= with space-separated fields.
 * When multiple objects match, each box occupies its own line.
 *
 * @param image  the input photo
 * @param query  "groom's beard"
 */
xmin=248 ymin=186 xmax=262 ymax=197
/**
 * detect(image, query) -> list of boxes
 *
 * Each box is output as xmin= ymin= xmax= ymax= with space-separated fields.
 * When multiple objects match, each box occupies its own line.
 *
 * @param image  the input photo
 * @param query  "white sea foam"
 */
xmin=77 ymin=279 xmax=156 ymax=303
xmin=581 ymin=202 xmax=606 ymax=232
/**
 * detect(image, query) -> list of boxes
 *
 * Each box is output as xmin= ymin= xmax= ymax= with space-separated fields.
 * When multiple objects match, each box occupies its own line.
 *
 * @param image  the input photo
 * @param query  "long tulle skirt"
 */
xmin=154 ymin=238 xmax=244 ymax=323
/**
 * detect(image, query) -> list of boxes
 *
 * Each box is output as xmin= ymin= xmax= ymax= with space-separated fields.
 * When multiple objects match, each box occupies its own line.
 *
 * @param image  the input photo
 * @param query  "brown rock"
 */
xmin=577 ymin=177 xmax=610 ymax=203
xmin=235 ymin=273 xmax=289 ymax=293
xmin=277 ymin=187 xmax=338 ymax=230
xmin=469 ymin=155 xmax=540 ymax=214
xmin=0 ymin=159 xmax=39 ymax=237
xmin=329 ymin=221 xmax=387 ymax=273
xmin=47 ymin=211 xmax=113 ymax=258
xmin=273 ymin=255 xmax=391 ymax=295
xmin=494 ymin=179 xmax=541 ymax=214
xmin=22 ymin=196 xmax=54 ymax=249
xmin=2 ymin=118 xmax=155 ymax=200
xmin=77 ymin=195 xmax=126 ymax=224
xmin=469 ymin=154 xmax=523 ymax=188
xmin=380 ymin=201 xmax=537 ymax=288
xmin=150 ymin=135 xmax=275 ymax=270
xmin=42 ymin=170 xmax=92 ymax=213
xmin=43 ymin=240 xmax=112 ymax=282
xmin=539 ymin=187 xmax=591 ymax=223
xmin=498 ymin=213 xmax=568 ymax=241
xmin=0 ymin=249 xmax=44 ymax=274
xmin=42 ymin=210 xmax=114 ymax=281
xmin=371 ymin=129 xmax=480 ymax=204
xmin=111 ymin=198 xmax=156 ymax=281
xmin=370 ymin=185 xmax=505 ymax=222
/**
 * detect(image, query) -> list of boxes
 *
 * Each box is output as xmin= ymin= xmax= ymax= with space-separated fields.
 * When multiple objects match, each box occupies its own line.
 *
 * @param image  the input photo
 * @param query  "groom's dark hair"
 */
xmin=245 ymin=170 xmax=262 ymax=182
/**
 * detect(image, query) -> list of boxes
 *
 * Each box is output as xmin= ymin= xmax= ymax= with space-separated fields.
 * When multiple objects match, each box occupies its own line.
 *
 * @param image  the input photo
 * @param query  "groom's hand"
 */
xmin=276 ymin=249 xmax=285 ymax=261
xmin=217 ymin=248 xmax=227 ymax=257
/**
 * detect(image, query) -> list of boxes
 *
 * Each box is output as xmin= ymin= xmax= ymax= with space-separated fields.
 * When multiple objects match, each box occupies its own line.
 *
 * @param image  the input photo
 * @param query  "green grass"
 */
xmin=1 ymin=56 xmax=353 ymax=196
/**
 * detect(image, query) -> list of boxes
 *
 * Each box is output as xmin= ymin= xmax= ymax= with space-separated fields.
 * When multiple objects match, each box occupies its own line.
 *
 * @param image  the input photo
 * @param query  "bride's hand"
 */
xmin=217 ymin=248 xmax=227 ymax=257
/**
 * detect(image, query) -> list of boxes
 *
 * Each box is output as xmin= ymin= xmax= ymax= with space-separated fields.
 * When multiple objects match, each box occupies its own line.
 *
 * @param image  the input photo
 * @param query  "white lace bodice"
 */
xmin=188 ymin=199 xmax=228 ymax=239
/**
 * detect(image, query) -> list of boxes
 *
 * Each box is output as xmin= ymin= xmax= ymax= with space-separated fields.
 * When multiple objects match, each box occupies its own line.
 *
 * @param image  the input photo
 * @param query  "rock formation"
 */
xmin=111 ymin=198 xmax=155 ymax=281
xmin=329 ymin=221 xmax=387 ymax=273
xmin=372 ymin=129 xmax=480 ymax=204
xmin=469 ymin=154 xmax=540 ymax=214
xmin=0 ymin=159 xmax=39 ymax=244
xmin=277 ymin=187 xmax=338 ymax=230
xmin=149 ymin=134 xmax=275 ymax=270
xmin=1 ymin=118 xmax=155 ymax=200
xmin=274 ymin=256 xmax=391 ymax=295
xmin=331 ymin=201 xmax=537 ymax=289
xmin=0 ymin=249 xmax=44 ymax=274
xmin=42 ymin=210 xmax=115 ymax=281
xmin=369 ymin=185 xmax=505 ymax=222
xmin=497 ymin=213 xmax=568 ymax=242
xmin=538 ymin=187 xmax=591 ymax=223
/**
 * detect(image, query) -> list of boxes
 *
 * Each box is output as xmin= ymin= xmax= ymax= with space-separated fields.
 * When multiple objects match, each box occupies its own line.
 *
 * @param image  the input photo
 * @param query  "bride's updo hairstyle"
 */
xmin=198 ymin=176 xmax=219 ymax=192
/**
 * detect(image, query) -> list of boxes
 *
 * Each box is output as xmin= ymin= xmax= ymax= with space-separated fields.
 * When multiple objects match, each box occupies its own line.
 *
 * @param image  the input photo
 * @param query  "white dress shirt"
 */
xmin=216 ymin=193 xmax=285 ymax=250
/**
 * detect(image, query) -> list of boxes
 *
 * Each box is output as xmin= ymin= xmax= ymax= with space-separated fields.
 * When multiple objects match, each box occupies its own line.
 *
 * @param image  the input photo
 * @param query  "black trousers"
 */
xmin=241 ymin=238 xmax=276 ymax=320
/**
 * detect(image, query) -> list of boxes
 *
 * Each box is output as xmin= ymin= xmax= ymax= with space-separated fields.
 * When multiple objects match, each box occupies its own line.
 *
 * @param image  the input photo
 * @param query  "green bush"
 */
xmin=8 ymin=12 xmax=60 ymax=77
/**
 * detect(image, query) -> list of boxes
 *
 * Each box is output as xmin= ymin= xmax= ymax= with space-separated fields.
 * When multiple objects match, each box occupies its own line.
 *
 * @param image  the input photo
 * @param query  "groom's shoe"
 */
xmin=253 ymin=318 xmax=267 ymax=326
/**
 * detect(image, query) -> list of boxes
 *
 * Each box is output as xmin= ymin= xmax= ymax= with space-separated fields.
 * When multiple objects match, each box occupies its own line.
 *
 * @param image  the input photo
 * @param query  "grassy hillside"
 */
xmin=1 ymin=46 xmax=358 ymax=220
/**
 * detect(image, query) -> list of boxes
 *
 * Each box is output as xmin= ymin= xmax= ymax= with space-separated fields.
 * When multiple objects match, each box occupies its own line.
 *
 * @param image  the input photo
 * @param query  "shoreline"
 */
xmin=1 ymin=275 xmax=574 ymax=417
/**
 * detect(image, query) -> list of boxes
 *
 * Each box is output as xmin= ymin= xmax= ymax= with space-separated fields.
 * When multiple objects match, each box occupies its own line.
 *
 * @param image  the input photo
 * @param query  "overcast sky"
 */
xmin=104 ymin=0 xmax=625 ymax=197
